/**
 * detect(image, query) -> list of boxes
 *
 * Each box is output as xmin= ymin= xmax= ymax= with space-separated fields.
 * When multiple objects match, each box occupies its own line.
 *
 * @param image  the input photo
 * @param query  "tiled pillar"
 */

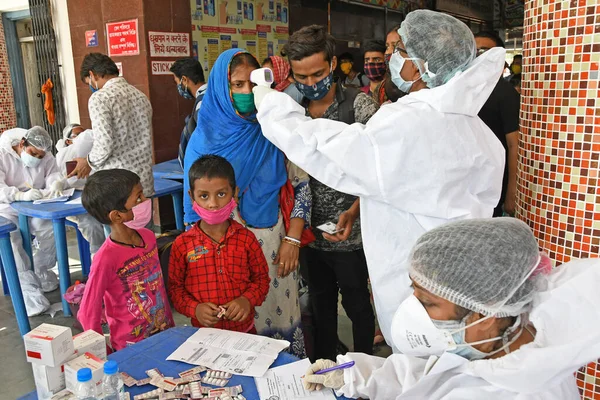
xmin=518 ymin=1 xmax=600 ymax=399
xmin=0 ymin=18 xmax=18 ymax=131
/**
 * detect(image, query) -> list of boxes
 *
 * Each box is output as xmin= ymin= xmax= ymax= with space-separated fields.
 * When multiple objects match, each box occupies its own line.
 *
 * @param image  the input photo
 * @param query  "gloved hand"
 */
xmin=252 ymin=85 xmax=276 ymax=111
xmin=302 ymin=359 xmax=344 ymax=391
xmin=49 ymin=179 xmax=66 ymax=198
xmin=15 ymin=189 xmax=43 ymax=202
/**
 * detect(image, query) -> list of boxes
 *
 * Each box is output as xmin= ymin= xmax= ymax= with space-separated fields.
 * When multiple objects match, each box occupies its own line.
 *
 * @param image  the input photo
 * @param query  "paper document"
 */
xmin=255 ymin=359 xmax=336 ymax=400
xmin=167 ymin=328 xmax=290 ymax=377
xmin=65 ymin=197 xmax=82 ymax=205
xmin=33 ymin=188 xmax=75 ymax=205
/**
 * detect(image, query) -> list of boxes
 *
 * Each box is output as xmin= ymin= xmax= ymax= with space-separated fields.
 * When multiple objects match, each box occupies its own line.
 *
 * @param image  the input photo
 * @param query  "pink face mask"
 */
xmin=193 ymin=198 xmax=237 ymax=225
xmin=123 ymin=199 xmax=152 ymax=230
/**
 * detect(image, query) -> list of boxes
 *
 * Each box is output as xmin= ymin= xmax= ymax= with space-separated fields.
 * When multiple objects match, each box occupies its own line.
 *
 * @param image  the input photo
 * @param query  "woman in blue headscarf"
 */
xmin=183 ymin=49 xmax=311 ymax=357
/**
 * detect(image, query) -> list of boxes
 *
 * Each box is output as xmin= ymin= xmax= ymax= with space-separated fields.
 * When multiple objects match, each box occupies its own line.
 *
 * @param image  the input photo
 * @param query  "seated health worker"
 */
xmin=303 ymin=218 xmax=600 ymax=399
xmin=0 ymin=126 xmax=63 ymax=316
xmin=55 ymin=123 xmax=105 ymax=254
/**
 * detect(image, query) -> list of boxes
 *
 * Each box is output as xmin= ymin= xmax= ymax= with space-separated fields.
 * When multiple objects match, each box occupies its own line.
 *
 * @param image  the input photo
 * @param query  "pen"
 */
xmin=315 ymin=361 xmax=355 ymax=375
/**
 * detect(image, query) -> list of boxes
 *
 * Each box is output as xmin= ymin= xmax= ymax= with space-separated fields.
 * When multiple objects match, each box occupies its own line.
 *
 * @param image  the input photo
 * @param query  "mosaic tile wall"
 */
xmin=518 ymin=1 xmax=600 ymax=399
xmin=0 ymin=18 xmax=17 ymax=131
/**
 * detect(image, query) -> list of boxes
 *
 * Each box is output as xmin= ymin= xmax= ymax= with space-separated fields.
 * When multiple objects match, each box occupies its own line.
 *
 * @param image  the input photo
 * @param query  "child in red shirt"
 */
xmin=79 ymin=169 xmax=174 ymax=351
xmin=169 ymin=155 xmax=270 ymax=332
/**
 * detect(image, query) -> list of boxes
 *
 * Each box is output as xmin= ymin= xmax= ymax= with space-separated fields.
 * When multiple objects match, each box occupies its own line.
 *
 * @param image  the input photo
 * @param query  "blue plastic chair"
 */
xmin=0 ymin=216 xmax=30 ymax=335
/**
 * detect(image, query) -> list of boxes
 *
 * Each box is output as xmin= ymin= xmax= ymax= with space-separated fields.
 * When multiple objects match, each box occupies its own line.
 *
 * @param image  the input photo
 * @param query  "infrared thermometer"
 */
xmin=250 ymin=68 xmax=274 ymax=87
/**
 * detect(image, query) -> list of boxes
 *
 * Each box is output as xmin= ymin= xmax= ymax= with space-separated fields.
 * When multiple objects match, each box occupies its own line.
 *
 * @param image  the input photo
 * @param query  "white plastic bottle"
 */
xmin=75 ymin=368 xmax=97 ymax=400
xmin=102 ymin=360 xmax=124 ymax=400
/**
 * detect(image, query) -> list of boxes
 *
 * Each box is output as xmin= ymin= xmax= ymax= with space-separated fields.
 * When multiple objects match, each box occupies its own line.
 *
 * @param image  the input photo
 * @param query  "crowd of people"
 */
xmin=2 ymin=8 xmax=599 ymax=399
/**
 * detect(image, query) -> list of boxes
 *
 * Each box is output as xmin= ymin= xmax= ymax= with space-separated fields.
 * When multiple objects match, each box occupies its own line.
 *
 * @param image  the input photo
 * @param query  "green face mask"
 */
xmin=232 ymin=92 xmax=256 ymax=114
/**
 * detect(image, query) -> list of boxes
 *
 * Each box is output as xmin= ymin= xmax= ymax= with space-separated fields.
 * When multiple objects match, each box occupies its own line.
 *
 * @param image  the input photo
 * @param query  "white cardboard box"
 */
xmin=63 ymin=352 xmax=104 ymax=392
xmin=32 ymin=363 xmax=65 ymax=399
xmin=24 ymin=324 xmax=74 ymax=367
xmin=73 ymin=330 xmax=107 ymax=360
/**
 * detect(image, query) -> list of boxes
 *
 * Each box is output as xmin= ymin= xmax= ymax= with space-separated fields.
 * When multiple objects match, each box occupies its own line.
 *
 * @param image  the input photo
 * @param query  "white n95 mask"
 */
xmin=391 ymin=295 xmax=524 ymax=360
xmin=391 ymin=295 xmax=456 ymax=357
xmin=392 ymin=257 xmax=540 ymax=359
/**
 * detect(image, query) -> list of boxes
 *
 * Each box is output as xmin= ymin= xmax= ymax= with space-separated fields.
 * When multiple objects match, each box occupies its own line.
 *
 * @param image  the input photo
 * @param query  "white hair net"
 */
xmin=62 ymin=123 xmax=82 ymax=141
xmin=24 ymin=126 xmax=52 ymax=152
xmin=409 ymin=218 xmax=549 ymax=318
xmin=399 ymin=9 xmax=476 ymax=88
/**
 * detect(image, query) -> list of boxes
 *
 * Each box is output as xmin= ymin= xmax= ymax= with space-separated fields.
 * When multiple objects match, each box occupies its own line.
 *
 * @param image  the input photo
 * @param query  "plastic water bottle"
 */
xmin=102 ymin=360 xmax=124 ymax=400
xmin=75 ymin=368 xmax=97 ymax=400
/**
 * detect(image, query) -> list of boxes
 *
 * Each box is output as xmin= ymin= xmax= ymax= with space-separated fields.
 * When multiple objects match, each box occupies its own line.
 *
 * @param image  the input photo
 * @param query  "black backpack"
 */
xmin=338 ymin=86 xmax=362 ymax=125
xmin=156 ymin=230 xmax=183 ymax=297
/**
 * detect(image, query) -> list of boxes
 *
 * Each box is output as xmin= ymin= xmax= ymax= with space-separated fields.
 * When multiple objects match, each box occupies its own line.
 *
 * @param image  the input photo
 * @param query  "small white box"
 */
xmin=73 ymin=330 xmax=107 ymax=360
xmin=24 ymin=324 xmax=74 ymax=367
xmin=64 ymin=352 xmax=104 ymax=392
xmin=32 ymin=363 xmax=65 ymax=399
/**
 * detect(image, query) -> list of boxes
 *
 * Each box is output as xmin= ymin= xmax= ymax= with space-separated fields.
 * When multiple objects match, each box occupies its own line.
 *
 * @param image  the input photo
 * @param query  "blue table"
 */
xmin=152 ymin=159 xmax=184 ymax=181
xmin=0 ymin=216 xmax=30 ymax=335
xmin=11 ymin=193 xmax=89 ymax=317
xmin=154 ymin=178 xmax=184 ymax=231
xmin=19 ymin=327 xmax=350 ymax=400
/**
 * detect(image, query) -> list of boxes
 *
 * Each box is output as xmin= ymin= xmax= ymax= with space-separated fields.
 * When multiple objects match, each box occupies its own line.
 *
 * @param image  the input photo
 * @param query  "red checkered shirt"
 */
xmin=168 ymin=220 xmax=270 ymax=331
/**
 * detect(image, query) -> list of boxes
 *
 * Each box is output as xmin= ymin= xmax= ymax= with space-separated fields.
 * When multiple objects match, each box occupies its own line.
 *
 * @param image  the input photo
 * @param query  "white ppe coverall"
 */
xmin=257 ymin=48 xmax=507 ymax=348
xmin=333 ymin=258 xmax=600 ymax=399
xmin=0 ymin=128 xmax=61 ymax=316
xmin=55 ymin=129 xmax=104 ymax=253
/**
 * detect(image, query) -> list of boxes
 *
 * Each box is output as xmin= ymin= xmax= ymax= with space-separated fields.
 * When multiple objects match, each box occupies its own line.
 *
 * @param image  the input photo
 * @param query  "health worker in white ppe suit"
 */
xmin=253 ymin=9 xmax=506 ymax=347
xmin=0 ymin=126 xmax=63 ymax=316
xmin=55 ymin=123 xmax=104 ymax=254
xmin=302 ymin=218 xmax=600 ymax=399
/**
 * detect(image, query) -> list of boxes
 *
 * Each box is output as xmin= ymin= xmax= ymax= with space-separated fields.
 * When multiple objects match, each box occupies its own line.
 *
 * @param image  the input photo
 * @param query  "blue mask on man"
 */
xmin=177 ymin=81 xmax=194 ymax=99
xmin=294 ymin=66 xmax=333 ymax=101
xmin=89 ymin=75 xmax=99 ymax=93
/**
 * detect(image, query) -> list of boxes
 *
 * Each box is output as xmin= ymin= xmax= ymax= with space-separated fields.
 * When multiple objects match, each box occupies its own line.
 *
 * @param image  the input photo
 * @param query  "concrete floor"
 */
xmin=0 ymin=228 xmax=391 ymax=399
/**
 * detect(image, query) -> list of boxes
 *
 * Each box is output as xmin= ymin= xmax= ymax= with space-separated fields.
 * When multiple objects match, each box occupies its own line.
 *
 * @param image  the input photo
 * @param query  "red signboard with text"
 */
xmin=106 ymin=19 xmax=140 ymax=57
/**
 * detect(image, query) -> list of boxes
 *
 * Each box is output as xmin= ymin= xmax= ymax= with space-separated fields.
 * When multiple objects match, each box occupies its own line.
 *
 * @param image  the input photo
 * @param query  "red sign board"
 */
xmin=106 ymin=19 xmax=140 ymax=57
xmin=256 ymin=24 xmax=272 ymax=33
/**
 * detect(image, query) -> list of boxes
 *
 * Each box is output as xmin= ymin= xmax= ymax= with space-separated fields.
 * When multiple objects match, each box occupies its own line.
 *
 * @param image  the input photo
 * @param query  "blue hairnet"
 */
xmin=399 ymin=10 xmax=476 ymax=88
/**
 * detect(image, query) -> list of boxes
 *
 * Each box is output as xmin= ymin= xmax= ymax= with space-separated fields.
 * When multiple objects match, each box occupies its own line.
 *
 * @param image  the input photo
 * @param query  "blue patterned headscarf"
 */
xmin=183 ymin=48 xmax=287 ymax=227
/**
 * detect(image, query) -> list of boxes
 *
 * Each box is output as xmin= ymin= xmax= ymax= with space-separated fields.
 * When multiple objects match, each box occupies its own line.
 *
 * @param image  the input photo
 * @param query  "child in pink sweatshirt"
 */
xmin=79 ymin=169 xmax=174 ymax=351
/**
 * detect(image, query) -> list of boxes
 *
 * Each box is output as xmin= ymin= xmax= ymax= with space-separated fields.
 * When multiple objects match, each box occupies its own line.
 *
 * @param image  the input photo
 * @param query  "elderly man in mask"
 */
xmin=55 ymin=123 xmax=105 ymax=255
xmin=303 ymin=218 xmax=600 ymax=399
xmin=0 ymin=126 xmax=63 ymax=315
xmin=253 ymin=10 xmax=505 ymax=348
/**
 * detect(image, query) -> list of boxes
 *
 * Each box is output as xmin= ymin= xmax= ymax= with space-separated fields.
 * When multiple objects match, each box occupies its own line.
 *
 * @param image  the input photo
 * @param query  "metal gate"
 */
xmin=28 ymin=0 xmax=65 ymax=147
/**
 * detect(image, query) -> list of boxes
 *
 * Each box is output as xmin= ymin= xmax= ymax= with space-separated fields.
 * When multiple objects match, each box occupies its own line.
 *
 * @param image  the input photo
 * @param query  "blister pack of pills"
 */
xmin=146 ymin=368 xmax=164 ymax=378
xmin=133 ymin=388 xmax=164 ymax=400
xmin=205 ymin=370 xmax=233 ymax=379
xmin=201 ymin=376 xmax=230 ymax=387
